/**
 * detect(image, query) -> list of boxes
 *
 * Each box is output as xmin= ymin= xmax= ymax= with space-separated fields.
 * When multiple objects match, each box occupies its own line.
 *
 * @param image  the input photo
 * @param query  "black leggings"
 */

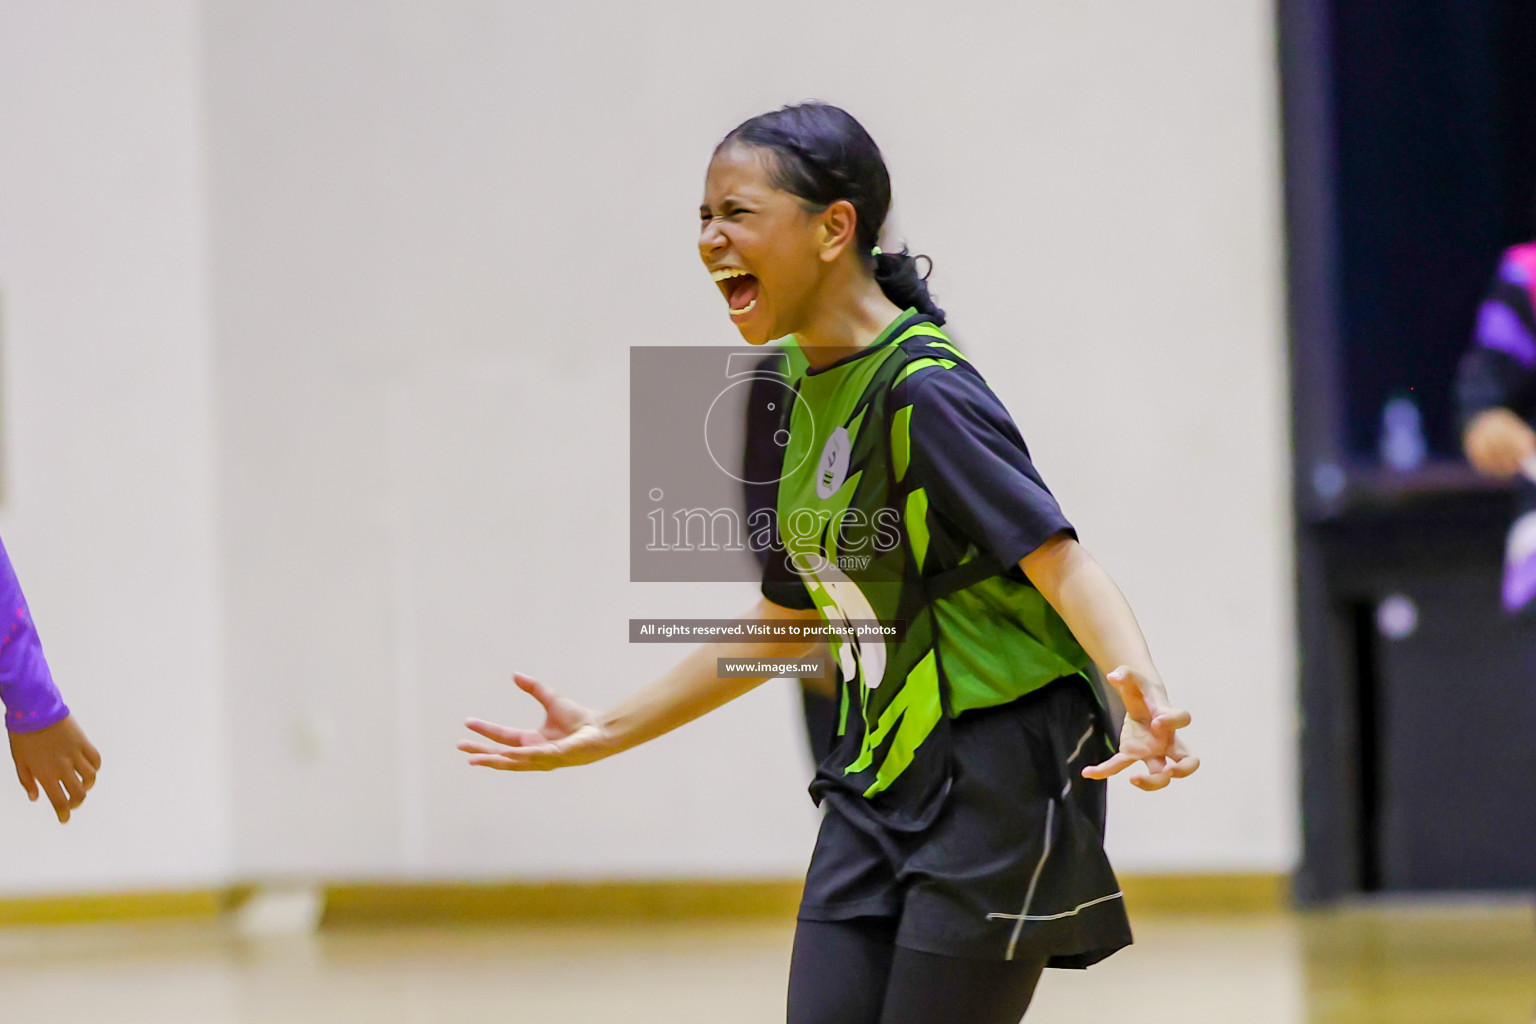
xmin=787 ymin=918 xmax=1048 ymax=1024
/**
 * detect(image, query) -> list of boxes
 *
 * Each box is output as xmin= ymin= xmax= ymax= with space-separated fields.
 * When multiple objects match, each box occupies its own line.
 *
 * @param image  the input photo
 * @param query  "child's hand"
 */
xmin=9 ymin=716 xmax=100 ymax=823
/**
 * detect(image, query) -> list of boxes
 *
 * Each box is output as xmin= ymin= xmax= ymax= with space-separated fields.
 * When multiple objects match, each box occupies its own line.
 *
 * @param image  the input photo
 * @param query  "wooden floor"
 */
xmin=0 ymin=902 xmax=1531 ymax=1022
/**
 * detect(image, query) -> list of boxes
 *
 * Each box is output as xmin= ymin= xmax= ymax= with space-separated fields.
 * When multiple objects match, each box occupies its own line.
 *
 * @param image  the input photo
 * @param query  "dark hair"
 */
xmin=718 ymin=102 xmax=946 ymax=325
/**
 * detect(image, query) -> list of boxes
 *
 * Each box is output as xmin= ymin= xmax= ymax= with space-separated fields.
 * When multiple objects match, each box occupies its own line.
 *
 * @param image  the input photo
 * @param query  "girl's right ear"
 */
xmin=817 ymin=200 xmax=859 ymax=263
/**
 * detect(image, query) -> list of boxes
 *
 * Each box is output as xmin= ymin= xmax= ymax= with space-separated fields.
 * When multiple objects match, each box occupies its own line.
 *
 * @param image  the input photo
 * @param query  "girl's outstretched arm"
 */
xmin=459 ymin=597 xmax=823 ymax=772
xmin=1020 ymin=533 xmax=1199 ymax=791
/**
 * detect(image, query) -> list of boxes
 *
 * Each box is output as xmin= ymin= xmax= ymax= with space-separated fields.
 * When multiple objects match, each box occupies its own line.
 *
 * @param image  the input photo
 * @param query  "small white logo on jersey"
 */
xmin=816 ymin=426 xmax=852 ymax=499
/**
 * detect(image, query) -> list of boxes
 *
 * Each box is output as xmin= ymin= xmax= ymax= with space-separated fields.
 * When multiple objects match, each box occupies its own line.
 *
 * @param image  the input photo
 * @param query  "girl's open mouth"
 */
xmin=712 ymin=267 xmax=760 ymax=318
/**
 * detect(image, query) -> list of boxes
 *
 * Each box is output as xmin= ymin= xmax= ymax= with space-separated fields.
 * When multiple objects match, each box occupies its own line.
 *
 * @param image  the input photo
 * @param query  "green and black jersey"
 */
xmin=762 ymin=309 xmax=1094 ymax=823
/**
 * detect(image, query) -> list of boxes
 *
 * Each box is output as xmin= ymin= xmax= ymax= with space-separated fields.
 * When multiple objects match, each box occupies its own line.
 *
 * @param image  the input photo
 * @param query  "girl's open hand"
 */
xmin=459 ymin=673 xmax=614 ymax=772
xmin=1082 ymin=667 xmax=1199 ymax=791
xmin=9 ymin=715 xmax=100 ymax=823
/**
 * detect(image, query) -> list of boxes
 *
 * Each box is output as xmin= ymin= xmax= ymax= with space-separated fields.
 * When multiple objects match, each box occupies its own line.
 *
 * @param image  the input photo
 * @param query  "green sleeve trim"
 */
xmin=904 ymin=487 xmax=930 ymax=571
xmin=890 ymin=403 xmax=913 ymax=484
xmin=895 ymin=323 xmax=951 ymax=345
xmin=891 ymin=323 xmax=963 ymax=362
xmin=892 ymin=357 xmax=956 ymax=388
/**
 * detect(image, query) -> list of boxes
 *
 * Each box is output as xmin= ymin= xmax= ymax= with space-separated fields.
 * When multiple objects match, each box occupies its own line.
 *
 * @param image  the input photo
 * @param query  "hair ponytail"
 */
xmin=719 ymin=103 xmax=946 ymax=326
xmin=873 ymin=247 xmax=945 ymax=325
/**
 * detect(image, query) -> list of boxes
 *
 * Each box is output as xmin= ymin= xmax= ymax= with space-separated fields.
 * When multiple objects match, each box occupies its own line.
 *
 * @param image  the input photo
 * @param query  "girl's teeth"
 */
xmin=711 ymin=268 xmax=748 ymax=282
xmin=729 ymin=299 xmax=757 ymax=318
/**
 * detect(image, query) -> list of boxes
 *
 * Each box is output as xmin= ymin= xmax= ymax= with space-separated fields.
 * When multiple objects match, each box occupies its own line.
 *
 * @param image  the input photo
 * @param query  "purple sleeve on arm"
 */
xmin=1476 ymin=297 xmax=1536 ymax=367
xmin=0 ymin=536 xmax=68 ymax=734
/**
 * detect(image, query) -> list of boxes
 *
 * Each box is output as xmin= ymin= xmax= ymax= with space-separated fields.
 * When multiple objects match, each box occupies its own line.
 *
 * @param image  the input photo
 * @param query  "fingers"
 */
xmin=1104 ymin=666 xmax=1137 ymax=697
xmin=76 ymin=753 xmax=98 ymax=792
xmin=457 ymin=740 xmax=555 ymax=761
xmin=464 ymin=718 xmax=544 ymax=747
xmin=15 ymin=763 xmax=38 ymax=802
xmin=513 ymin=672 xmax=558 ymax=708
xmin=462 ymin=742 xmax=563 ymax=771
xmin=1131 ymin=770 xmax=1173 ymax=792
xmin=1169 ymin=752 xmax=1201 ymax=778
xmin=1081 ymin=751 xmax=1138 ymax=780
xmin=458 ymin=733 xmax=562 ymax=770
xmin=457 ymin=740 xmax=504 ymax=756
xmin=465 ymin=752 xmax=553 ymax=771
xmin=1082 ymin=747 xmax=1199 ymax=787
xmin=464 ymin=754 xmax=522 ymax=770
xmin=41 ymin=777 xmax=71 ymax=823
xmin=460 ymin=724 xmax=607 ymax=772
xmin=1152 ymin=708 xmax=1192 ymax=732
xmin=1122 ymin=747 xmax=1198 ymax=790
xmin=1105 ymin=670 xmax=1192 ymax=721
xmin=60 ymin=769 xmax=87 ymax=808
xmin=28 ymin=763 xmax=93 ymax=818
xmin=1122 ymin=752 xmax=1176 ymax=791
xmin=30 ymin=766 xmax=89 ymax=822
xmin=1104 ymin=667 xmax=1160 ymax=722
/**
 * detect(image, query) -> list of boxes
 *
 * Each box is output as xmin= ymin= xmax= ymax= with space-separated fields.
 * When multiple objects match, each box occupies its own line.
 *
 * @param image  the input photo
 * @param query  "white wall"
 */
xmin=203 ymin=0 xmax=1294 ymax=880
xmin=0 ymin=0 xmax=1292 ymax=893
xmin=0 ymin=1 xmax=228 ymax=890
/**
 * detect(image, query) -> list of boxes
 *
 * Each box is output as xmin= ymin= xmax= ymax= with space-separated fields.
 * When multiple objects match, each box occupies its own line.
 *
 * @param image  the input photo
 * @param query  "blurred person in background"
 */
xmin=1457 ymin=230 xmax=1536 ymax=610
xmin=1456 ymin=217 xmax=1536 ymax=1024
xmin=0 ymin=535 xmax=100 ymax=823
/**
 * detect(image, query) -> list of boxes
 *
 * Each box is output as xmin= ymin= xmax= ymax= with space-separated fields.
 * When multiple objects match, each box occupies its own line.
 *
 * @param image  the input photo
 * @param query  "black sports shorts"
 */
xmin=798 ymin=675 xmax=1133 ymax=966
